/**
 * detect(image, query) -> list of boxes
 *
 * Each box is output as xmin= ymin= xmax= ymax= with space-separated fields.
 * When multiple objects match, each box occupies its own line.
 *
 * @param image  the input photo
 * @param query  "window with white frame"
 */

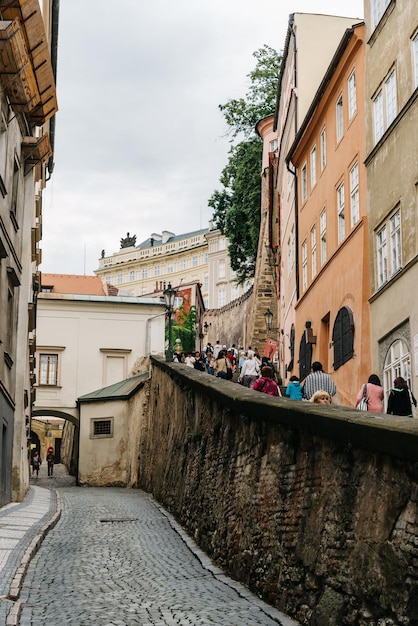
xmin=350 ymin=162 xmax=359 ymax=226
xmin=311 ymin=225 xmax=317 ymax=279
xmin=218 ymin=288 xmax=226 ymax=308
xmin=167 ymin=263 xmax=173 ymax=273
xmin=141 ymin=268 xmax=148 ymax=279
xmin=337 ymin=183 xmax=345 ymax=243
xmin=348 ymin=71 xmax=357 ymax=119
xmin=373 ymin=70 xmax=397 ymax=143
xmin=39 ymin=353 xmax=58 ymax=385
xmin=413 ymin=32 xmax=418 ymax=88
xmin=376 ymin=225 xmax=388 ymax=287
xmin=320 ymin=127 xmax=326 ymax=171
xmin=310 ymin=145 xmax=317 ymax=188
xmin=390 ymin=209 xmax=401 ymax=273
xmin=192 ymin=255 xmax=198 ymax=267
xmin=383 ymin=339 xmax=411 ymax=408
xmin=154 ymin=264 xmax=160 ymax=276
xmin=288 ymin=224 xmax=295 ymax=275
xmin=371 ymin=0 xmax=391 ymax=30
xmin=180 ymin=259 xmax=186 ymax=270
xmin=336 ymin=94 xmax=343 ymax=142
xmin=269 ymin=138 xmax=278 ymax=152
xmin=117 ymin=273 xmax=122 ymax=285
xmin=129 ymin=270 xmax=135 ymax=281
xmin=301 ymin=163 xmax=307 ymax=203
xmin=301 ymin=240 xmax=308 ymax=291
xmin=231 ymin=285 xmax=239 ymax=300
xmin=218 ymin=260 xmax=226 ymax=279
xmin=204 ymin=274 xmax=208 ymax=290
xmin=105 ymin=275 xmax=111 ymax=284
xmin=320 ymin=209 xmax=327 ymax=266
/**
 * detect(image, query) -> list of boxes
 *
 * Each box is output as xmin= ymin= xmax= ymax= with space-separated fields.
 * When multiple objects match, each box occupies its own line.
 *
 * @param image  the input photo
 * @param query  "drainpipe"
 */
xmin=47 ymin=0 xmax=59 ymax=180
xmin=290 ymin=22 xmax=300 ymax=302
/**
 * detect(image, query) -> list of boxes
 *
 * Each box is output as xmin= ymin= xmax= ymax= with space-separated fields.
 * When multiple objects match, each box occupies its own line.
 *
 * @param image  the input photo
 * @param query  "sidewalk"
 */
xmin=0 ymin=467 xmax=66 ymax=625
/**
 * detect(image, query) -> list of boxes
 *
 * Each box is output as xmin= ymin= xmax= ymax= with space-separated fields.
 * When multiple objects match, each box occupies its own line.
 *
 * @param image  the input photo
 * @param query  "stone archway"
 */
xmin=31 ymin=409 xmax=79 ymax=477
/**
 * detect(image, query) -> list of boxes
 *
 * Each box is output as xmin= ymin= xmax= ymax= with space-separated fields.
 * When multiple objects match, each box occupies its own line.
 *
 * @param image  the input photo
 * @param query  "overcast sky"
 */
xmin=41 ymin=1 xmax=364 ymax=276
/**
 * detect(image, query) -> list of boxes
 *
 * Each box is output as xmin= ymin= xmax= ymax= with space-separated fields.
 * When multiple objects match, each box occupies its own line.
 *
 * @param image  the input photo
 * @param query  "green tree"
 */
xmin=209 ymin=45 xmax=281 ymax=284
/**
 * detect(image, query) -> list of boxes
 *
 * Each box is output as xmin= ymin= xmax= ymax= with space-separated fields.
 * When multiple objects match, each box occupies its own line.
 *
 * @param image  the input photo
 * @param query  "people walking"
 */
xmin=286 ymin=375 xmax=303 ymax=400
xmin=31 ymin=451 xmax=41 ymax=477
xmin=387 ymin=377 xmax=417 ymax=417
xmin=193 ymin=352 xmax=206 ymax=371
xmin=303 ymin=362 xmax=336 ymax=401
xmin=46 ymin=446 xmax=55 ymax=477
xmin=253 ymin=366 xmax=281 ymax=396
xmin=238 ymin=353 xmax=260 ymax=388
xmin=213 ymin=340 xmax=222 ymax=360
xmin=214 ymin=350 xmax=232 ymax=380
xmin=355 ymin=374 xmax=384 ymax=412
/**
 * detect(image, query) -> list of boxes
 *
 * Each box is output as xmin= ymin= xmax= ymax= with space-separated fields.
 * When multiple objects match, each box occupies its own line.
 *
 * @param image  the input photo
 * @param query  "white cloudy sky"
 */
xmin=41 ymin=0 xmax=364 ymax=276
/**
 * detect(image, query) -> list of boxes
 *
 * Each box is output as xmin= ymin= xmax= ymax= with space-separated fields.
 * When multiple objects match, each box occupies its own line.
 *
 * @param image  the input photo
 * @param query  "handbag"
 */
xmin=357 ymin=384 xmax=368 ymax=411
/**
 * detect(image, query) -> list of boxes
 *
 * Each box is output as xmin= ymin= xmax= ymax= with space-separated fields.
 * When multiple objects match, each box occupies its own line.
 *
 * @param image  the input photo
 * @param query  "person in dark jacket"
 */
xmin=387 ymin=377 xmax=417 ymax=417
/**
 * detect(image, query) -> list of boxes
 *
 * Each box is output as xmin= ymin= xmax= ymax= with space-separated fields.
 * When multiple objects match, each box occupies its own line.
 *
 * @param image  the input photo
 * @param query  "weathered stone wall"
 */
xmin=204 ymin=286 xmax=253 ymax=349
xmin=137 ymin=358 xmax=418 ymax=625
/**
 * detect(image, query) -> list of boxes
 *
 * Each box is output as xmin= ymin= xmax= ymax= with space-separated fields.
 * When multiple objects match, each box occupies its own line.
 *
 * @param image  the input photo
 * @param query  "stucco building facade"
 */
xmin=286 ymin=23 xmax=370 ymax=406
xmin=364 ymin=0 xmax=418 ymax=404
xmin=0 ymin=0 xmax=58 ymax=505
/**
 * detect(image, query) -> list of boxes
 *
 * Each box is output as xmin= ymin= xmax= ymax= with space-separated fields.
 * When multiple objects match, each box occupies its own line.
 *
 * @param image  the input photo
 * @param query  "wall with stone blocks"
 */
xmin=137 ymin=357 xmax=418 ymax=625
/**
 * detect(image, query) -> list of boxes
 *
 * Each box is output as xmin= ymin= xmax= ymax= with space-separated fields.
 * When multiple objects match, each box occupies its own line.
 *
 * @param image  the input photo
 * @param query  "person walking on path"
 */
xmin=253 ymin=366 xmax=281 ymax=396
xmin=239 ymin=352 xmax=260 ymax=388
xmin=31 ymin=451 xmax=41 ymax=477
xmin=214 ymin=350 xmax=232 ymax=379
xmin=286 ymin=375 xmax=303 ymax=400
xmin=387 ymin=376 xmax=417 ymax=417
xmin=355 ymin=374 xmax=384 ymax=412
xmin=303 ymin=362 xmax=336 ymax=401
xmin=46 ymin=446 xmax=55 ymax=477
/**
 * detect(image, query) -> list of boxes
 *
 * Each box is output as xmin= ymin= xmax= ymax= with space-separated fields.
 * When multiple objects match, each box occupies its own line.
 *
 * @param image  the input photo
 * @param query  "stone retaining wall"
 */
xmin=137 ymin=357 xmax=418 ymax=625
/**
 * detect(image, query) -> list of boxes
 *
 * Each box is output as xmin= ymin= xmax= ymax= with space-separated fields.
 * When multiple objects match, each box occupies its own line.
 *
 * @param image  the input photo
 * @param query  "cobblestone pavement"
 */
xmin=18 ymin=487 xmax=299 ymax=626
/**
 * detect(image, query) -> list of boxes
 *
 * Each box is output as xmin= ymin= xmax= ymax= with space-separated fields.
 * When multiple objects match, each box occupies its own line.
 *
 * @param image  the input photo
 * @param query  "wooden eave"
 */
xmin=22 ymin=133 xmax=51 ymax=166
xmin=0 ymin=0 xmax=58 ymax=125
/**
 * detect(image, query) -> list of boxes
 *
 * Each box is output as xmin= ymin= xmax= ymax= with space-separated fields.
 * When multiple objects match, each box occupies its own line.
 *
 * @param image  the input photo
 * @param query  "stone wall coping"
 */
xmin=151 ymin=356 xmax=418 ymax=462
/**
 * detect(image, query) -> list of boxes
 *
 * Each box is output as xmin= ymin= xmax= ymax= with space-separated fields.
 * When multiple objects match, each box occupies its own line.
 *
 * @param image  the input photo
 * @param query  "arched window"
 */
xmin=332 ymin=306 xmax=354 ymax=370
xmin=383 ymin=339 xmax=411 ymax=406
xmin=299 ymin=324 xmax=312 ymax=381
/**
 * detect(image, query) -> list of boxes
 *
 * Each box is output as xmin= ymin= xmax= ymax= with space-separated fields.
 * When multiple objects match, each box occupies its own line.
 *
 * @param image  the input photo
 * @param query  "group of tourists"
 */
xmin=175 ymin=344 xmax=417 ymax=417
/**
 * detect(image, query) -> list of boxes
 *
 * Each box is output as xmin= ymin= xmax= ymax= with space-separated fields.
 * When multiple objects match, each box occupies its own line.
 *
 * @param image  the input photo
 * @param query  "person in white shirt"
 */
xmin=185 ymin=353 xmax=195 ymax=368
xmin=238 ymin=353 xmax=260 ymax=388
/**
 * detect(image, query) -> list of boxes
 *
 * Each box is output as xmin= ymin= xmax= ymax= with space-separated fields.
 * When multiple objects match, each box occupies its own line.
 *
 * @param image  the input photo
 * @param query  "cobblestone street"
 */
xmin=18 ymin=486 xmax=298 ymax=626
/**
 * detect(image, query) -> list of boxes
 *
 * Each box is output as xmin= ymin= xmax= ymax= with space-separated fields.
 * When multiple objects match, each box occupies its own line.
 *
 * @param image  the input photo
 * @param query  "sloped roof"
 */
xmin=78 ymin=371 xmax=150 ymax=403
xmin=41 ymin=273 xmax=106 ymax=295
xmin=137 ymin=228 xmax=209 ymax=250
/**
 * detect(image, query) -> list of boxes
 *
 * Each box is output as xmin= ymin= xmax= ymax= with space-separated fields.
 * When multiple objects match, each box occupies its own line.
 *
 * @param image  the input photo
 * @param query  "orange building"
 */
xmin=286 ymin=23 xmax=371 ymax=406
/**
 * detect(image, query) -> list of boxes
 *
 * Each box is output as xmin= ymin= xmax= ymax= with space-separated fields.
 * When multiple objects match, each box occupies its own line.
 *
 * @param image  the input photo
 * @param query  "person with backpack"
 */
xmin=387 ymin=377 xmax=417 ymax=417
xmin=214 ymin=350 xmax=233 ymax=380
xmin=253 ymin=367 xmax=281 ymax=396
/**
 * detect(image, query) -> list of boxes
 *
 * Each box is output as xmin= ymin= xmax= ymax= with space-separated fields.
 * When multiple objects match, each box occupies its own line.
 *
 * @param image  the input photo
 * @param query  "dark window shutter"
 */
xmin=333 ymin=307 xmax=354 ymax=370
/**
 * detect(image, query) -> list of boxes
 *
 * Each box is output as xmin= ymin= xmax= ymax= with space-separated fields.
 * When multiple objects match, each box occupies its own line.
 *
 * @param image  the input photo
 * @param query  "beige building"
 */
xmin=95 ymin=225 xmax=248 ymax=312
xmin=272 ymin=13 xmax=363 ymax=382
xmin=364 ymin=0 xmax=418 ymax=404
xmin=0 ymin=0 xmax=58 ymax=504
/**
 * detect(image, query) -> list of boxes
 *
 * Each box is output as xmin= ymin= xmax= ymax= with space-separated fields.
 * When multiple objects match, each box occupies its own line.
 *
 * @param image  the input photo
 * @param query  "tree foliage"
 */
xmin=209 ymin=45 xmax=282 ymax=284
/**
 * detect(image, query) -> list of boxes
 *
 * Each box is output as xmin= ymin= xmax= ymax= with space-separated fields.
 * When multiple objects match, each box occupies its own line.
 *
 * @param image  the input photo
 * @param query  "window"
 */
xmin=180 ymin=259 xmax=186 ymax=270
xmin=39 ymin=354 xmax=58 ymax=385
xmin=301 ymin=240 xmax=307 ymax=291
xmin=383 ymin=339 xmax=411 ymax=406
xmin=350 ymin=162 xmax=359 ymax=226
xmin=376 ymin=226 xmax=388 ymax=287
xmin=310 ymin=226 xmax=317 ymax=279
xmin=167 ymin=263 xmax=173 ymax=273
xmin=117 ymin=274 xmax=122 ymax=285
xmin=373 ymin=70 xmax=397 ymax=143
xmin=192 ymin=255 xmax=198 ymax=267
xmin=310 ymin=146 xmax=317 ymax=188
xmin=90 ymin=418 xmax=113 ymax=439
xmin=218 ymin=238 xmax=226 ymax=250
xmin=269 ymin=138 xmax=278 ymax=152
xmin=320 ymin=209 xmax=327 ymax=266
xmin=336 ymin=94 xmax=343 ymax=142
xmin=218 ymin=288 xmax=226 ymax=308
xmin=288 ymin=224 xmax=295 ymax=275
xmin=204 ymin=252 xmax=208 ymax=263
xmin=301 ymin=163 xmax=307 ymax=203
xmin=337 ymin=183 xmax=345 ymax=243
xmin=332 ymin=307 xmax=354 ymax=370
xmin=376 ymin=209 xmax=402 ymax=288
xmin=231 ymin=285 xmax=239 ymax=300
xmin=218 ymin=260 xmax=226 ymax=279
xmin=141 ymin=268 xmax=148 ymax=279
xmin=371 ymin=0 xmax=391 ymax=30
xmin=413 ymin=32 xmax=418 ymax=88
xmin=10 ymin=158 xmax=19 ymax=218
xmin=154 ymin=264 xmax=160 ymax=276
xmin=129 ymin=271 xmax=135 ymax=281
xmin=320 ymin=127 xmax=326 ymax=171
xmin=348 ymin=71 xmax=357 ymax=119
xmin=390 ymin=209 xmax=401 ymax=273
xmin=204 ymin=274 xmax=208 ymax=290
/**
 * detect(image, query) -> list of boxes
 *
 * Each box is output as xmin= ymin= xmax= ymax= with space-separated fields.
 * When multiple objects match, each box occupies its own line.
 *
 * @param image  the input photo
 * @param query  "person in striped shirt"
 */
xmin=303 ymin=361 xmax=336 ymax=401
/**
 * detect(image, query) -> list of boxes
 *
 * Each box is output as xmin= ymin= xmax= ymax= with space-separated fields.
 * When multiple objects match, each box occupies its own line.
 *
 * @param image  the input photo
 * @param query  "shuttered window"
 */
xmin=332 ymin=307 xmax=354 ymax=370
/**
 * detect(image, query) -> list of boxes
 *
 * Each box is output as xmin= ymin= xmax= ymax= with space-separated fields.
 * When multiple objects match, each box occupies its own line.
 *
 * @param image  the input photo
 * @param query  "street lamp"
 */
xmin=264 ymin=308 xmax=274 ymax=334
xmin=163 ymin=282 xmax=177 ymax=362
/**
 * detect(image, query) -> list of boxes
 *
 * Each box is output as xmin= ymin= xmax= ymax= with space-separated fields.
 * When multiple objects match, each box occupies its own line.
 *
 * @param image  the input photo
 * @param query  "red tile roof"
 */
xmin=41 ymin=274 xmax=107 ymax=296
